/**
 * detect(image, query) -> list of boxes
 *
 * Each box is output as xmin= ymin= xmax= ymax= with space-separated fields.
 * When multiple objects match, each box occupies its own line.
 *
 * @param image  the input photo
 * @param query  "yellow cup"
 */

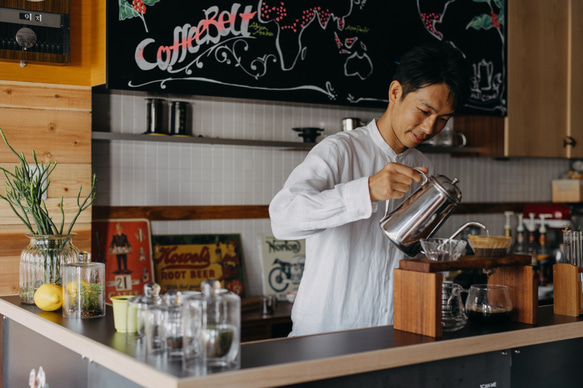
xmin=111 ymin=295 xmax=133 ymax=332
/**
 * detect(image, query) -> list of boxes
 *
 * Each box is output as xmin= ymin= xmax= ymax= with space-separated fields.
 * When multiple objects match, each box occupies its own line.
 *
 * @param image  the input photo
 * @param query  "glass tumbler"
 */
xmin=182 ymin=294 xmax=206 ymax=375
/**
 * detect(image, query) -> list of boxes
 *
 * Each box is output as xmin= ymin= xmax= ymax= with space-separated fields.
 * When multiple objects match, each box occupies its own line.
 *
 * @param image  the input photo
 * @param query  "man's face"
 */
xmin=387 ymin=81 xmax=455 ymax=153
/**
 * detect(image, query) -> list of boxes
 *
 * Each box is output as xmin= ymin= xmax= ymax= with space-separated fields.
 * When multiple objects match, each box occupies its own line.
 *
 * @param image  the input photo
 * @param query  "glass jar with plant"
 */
xmin=0 ymin=128 xmax=96 ymax=304
xmin=62 ymin=252 xmax=105 ymax=319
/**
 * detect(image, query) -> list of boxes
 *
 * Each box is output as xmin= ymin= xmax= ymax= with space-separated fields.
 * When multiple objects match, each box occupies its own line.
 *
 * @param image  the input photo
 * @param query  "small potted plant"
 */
xmin=0 ymin=128 xmax=96 ymax=304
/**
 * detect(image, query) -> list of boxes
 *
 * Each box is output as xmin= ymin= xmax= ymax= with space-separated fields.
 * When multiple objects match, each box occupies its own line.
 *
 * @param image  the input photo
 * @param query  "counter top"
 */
xmin=2 ymin=295 xmax=583 ymax=387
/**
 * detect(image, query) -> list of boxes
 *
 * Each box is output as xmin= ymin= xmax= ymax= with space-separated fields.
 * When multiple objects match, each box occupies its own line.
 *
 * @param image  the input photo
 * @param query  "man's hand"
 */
xmin=368 ymin=163 xmax=428 ymax=202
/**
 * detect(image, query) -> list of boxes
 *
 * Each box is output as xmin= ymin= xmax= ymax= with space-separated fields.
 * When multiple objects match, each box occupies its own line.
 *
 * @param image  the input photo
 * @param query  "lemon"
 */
xmin=34 ymin=284 xmax=63 ymax=311
xmin=66 ymin=280 xmax=89 ymax=295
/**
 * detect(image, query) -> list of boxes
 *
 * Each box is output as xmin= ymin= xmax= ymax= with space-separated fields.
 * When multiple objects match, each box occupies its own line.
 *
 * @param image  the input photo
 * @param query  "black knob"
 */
xmin=564 ymin=136 xmax=577 ymax=148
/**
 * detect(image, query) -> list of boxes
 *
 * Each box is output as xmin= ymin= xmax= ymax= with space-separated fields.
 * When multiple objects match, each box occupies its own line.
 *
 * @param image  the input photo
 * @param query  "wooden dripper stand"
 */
xmin=553 ymin=230 xmax=583 ymax=317
xmin=393 ymin=254 xmax=537 ymax=338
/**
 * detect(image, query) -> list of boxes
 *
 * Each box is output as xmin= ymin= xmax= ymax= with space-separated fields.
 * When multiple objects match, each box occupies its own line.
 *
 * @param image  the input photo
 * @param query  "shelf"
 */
xmin=91 ymin=131 xmax=314 ymax=149
xmin=92 ymin=132 xmax=481 ymax=154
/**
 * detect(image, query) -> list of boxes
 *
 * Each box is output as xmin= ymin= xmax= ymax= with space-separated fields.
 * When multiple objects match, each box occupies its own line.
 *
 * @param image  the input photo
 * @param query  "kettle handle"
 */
xmin=384 ymin=168 xmax=429 ymax=216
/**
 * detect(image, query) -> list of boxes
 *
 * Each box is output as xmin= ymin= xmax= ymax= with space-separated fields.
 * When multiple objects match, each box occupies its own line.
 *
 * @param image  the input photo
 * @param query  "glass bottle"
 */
xmin=20 ymin=234 xmax=80 ymax=304
xmin=62 ymin=251 xmax=105 ymax=319
xmin=130 ymin=282 xmax=162 ymax=342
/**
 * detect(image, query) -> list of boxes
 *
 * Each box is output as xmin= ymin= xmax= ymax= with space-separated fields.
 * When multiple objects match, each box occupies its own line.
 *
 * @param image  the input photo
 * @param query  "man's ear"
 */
xmin=388 ymin=81 xmax=402 ymax=104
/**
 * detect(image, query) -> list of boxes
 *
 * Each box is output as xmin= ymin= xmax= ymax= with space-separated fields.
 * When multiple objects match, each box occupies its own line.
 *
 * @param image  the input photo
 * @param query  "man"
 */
xmin=269 ymin=41 xmax=471 ymax=336
xmin=109 ymin=223 xmax=133 ymax=274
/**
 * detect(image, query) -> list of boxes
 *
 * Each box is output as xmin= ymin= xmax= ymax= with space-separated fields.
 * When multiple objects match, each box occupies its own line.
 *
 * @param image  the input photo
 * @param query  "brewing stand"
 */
xmin=553 ymin=263 xmax=583 ymax=317
xmin=393 ymin=254 xmax=537 ymax=338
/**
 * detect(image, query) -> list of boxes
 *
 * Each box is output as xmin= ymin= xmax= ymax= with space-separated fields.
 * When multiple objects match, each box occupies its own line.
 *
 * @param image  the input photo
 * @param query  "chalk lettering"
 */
xmin=135 ymin=3 xmax=257 ymax=73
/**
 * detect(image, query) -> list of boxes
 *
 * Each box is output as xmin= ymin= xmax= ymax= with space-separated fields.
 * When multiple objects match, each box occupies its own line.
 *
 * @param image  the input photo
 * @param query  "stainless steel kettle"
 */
xmin=379 ymin=170 xmax=462 ymax=256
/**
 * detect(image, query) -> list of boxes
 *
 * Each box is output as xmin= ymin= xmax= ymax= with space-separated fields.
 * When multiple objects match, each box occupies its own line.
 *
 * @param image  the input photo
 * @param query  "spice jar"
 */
xmin=162 ymin=290 xmax=184 ymax=359
xmin=62 ymin=252 xmax=105 ymax=319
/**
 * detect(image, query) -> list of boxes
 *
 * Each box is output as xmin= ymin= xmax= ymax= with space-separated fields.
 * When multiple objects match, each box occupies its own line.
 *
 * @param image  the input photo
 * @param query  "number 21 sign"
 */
xmin=91 ymin=219 xmax=155 ymax=304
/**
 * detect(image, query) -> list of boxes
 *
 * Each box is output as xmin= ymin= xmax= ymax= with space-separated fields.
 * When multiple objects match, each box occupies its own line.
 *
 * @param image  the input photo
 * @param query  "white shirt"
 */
xmin=269 ymin=119 xmax=434 ymax=336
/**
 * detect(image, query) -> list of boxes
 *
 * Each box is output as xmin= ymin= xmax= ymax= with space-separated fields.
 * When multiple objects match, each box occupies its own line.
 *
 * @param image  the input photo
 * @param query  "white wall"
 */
xmin=92 ymin=90 xmax=570 ymax=296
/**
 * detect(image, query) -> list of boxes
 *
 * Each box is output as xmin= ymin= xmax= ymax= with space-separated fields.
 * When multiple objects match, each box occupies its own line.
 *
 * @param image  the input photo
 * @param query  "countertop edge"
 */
xmin=2 ymin=296 xmax=583 ymax=388
xmin=0 ymin=297 xmax=179 ymax=388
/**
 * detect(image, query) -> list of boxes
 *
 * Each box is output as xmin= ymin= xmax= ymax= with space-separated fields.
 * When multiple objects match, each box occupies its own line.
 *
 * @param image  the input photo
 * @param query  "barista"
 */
xmin=269 ymin=41 xmax=471 ymax=336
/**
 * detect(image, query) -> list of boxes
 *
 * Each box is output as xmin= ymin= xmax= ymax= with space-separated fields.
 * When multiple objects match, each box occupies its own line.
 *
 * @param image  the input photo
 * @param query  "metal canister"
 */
xmin=145 ymin=98 xmax=164 ymax=134
xmin=170 ymin=101 xmax=188 ymax=135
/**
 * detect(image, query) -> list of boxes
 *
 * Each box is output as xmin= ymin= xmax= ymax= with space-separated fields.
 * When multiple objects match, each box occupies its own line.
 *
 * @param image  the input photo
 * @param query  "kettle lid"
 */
xmin=431 ymin=175 xmax=462 ymax=203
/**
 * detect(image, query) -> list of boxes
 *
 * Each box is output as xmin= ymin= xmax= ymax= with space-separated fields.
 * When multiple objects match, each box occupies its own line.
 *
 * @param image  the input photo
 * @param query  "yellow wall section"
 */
xmin=0 ymin=1 xmax=105 ymax=86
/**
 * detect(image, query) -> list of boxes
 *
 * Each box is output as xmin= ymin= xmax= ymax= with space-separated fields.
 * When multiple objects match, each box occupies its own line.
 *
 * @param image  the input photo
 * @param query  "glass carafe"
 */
xmin=441 ymin=281 xmax=467 ymax=332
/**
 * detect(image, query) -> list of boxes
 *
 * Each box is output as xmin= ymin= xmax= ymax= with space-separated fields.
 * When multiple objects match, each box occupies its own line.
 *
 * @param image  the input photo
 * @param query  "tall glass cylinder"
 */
xmin=19 ymin=234 xmax=80 ymax=304
xmin=62 ymin=252 xmax=105 ymax=319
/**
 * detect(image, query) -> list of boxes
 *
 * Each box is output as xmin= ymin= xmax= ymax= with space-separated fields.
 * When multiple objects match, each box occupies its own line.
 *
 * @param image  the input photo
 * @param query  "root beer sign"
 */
xmin=152 ymin=234 xmax=245 ymax=296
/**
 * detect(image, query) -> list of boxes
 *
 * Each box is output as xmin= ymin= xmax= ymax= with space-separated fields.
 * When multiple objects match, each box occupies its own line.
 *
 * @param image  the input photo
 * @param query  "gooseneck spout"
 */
xmin=448 ymin=221 xmax=488 ymax=240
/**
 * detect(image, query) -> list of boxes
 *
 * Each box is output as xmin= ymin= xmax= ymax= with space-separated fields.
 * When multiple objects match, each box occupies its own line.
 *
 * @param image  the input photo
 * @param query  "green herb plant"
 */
xmin=80 ymin=282 xmax=104 ymax=318
xmin=0 ymin=128 xmax=96 ymax=235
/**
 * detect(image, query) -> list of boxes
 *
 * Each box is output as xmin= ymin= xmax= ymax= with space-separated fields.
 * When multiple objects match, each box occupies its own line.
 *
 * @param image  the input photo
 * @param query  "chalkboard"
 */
xmin=106 ymin=0 xmax=506 ymax=115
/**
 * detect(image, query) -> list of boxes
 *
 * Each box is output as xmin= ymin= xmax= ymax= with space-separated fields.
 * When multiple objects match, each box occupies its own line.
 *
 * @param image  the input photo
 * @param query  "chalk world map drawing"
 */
xmin=107 ymin=0 xmax=506 ymax=115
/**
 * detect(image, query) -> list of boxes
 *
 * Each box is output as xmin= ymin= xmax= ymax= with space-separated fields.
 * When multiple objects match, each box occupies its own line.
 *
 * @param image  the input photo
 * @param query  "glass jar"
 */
xmin=201 ymin=280 xmax=240 ymax=370
xmin=182 ymin=293 xmax=206 ymax=375
xmin=162 ymin=291 xmax=184 ymax=359
xmin=62 ymin=252 xmax=105 ymax=319
xmin=131 ymin=282 xmax=162 ymax=340
xmin=20 ymin=234 xmax=80 ymax=304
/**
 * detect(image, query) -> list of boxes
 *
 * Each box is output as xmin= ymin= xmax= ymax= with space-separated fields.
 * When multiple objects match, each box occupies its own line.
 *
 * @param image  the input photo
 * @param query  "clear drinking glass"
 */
xmin=182 ymin=294 xmax=206 ymax=375
xmin=201 ymin=280 xmax=241 ymax=370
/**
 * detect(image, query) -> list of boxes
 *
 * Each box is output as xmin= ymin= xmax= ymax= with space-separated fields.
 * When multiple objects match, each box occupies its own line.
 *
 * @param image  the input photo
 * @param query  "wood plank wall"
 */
xmin=0 ymin=81 xmax=93 ymax=296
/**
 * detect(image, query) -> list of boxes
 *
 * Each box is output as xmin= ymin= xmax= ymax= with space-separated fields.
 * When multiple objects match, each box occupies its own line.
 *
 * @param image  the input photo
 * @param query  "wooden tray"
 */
xmin=399 ymin=254 xmax=532 ymax=273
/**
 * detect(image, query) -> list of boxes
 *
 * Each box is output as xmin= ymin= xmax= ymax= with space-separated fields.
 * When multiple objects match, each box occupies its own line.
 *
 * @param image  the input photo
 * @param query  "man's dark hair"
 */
xmin=392 ymin=41 xmax=471 ymax=111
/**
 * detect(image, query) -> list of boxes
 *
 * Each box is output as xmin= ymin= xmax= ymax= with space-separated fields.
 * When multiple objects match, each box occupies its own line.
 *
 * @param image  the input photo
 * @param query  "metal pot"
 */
xmin=379 ymin=170 xmax=463 ymax=256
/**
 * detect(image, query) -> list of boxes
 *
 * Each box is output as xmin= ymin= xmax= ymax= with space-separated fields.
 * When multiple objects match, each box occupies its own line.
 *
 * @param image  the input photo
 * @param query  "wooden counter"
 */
xmin=2 ymin=295 xmax=583 ymax=387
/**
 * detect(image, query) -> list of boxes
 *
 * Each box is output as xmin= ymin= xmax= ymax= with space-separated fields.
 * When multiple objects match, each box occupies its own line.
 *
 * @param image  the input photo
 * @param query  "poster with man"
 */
xmin=92 ymin=219 xmax=154 ymax=304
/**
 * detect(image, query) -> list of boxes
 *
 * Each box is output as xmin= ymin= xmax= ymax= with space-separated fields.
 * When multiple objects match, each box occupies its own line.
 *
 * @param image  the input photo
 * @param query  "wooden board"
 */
xmin=393 ymin=269 xmax=442 ymax=338
xmin=0 ymin=81 xmax=91 ymax=111
xmin=553 ymin=263 xmax=583 ymax=317
xmin=489 ymin=265 xmax=538 ymax=325
xmin=0 ymin=107 xmax=91 ymax=164
xmin=0 ymin=82 xmax=93 ymax=297
xmin=399 ymin=254 xmax=532 ymax=273
xmin=0 ymin=163 xmax=92 ymax=199
xmin=92 ymin=205 xmax=269 ymax=221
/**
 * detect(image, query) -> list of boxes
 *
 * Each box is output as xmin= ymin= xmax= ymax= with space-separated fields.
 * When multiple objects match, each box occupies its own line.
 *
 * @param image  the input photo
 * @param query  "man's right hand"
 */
xmin=368 ymin=163 xmax=427 ymax=202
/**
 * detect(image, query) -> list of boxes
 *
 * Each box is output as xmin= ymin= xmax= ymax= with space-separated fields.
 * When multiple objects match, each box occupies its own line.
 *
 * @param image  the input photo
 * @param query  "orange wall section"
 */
xmin=0 ymin=1 xmax=105 ymax=86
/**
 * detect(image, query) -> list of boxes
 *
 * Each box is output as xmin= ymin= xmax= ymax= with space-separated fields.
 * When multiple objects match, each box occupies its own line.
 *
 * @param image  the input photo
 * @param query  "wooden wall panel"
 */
xmin=0 ymin=108 xmax=91 ymax=164
xmin=0 ymin=81 xmax=93 ymax=296
xmin=0 ymin=81 xmax=92 ymax=111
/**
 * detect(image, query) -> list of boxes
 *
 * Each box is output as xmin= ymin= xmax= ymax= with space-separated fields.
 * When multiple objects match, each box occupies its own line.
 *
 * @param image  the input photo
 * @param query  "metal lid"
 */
xmin=430 ymin=175 xmax=462 ymax=204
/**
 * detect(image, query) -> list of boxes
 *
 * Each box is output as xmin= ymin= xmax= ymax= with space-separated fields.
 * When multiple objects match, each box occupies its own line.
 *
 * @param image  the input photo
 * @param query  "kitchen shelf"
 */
xmin=91 ymin=131 xmax=314 ymax=149
xmin=92 ymin=131 xmax=481 ymax=154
